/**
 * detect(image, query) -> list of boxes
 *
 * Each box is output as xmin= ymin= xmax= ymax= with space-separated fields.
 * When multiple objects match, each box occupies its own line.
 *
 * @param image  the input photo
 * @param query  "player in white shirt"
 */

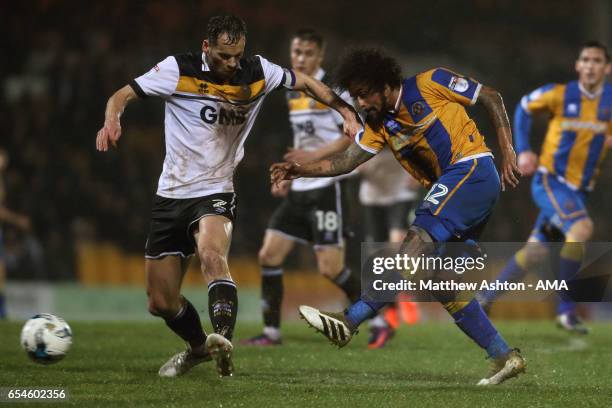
xmin=359 ymin=147 xmax=421 ymax=348
xmin=95 ymin=16 xmax=361 ymax=377
xmin=243 ymin=29 xmax=361 ymax=346
xmin=359 ymin=147 xmax=419 ymax=243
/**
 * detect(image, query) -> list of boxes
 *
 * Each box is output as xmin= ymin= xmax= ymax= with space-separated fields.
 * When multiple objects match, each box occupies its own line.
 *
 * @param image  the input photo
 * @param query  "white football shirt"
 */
xmin=287 ymin=69 xmax=353 ymax=191
xmin=359 ymin=147 xmax=419 ymax=205
xmin=131 ymin=53 xmax=294 ymax=198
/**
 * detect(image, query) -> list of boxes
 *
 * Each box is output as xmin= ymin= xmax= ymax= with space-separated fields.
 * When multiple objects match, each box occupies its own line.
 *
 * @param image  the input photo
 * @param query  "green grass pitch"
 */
xmin=1 ymin=320 xmax=611 ymax=407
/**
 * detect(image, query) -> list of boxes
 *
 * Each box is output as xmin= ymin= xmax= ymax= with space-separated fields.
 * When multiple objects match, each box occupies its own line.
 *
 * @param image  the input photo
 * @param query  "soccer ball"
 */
xmin=20 ymin=313 xmax=73 ymax=364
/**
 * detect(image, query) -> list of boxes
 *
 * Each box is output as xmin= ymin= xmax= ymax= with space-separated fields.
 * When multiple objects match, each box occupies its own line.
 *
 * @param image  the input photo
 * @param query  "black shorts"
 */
xmin=363 ymin=200 xmax=414 ymax=242
xmin=144 ymin=193 xmax=236 ymax=259
xmin=268 ymin=183 xmax=342 ymax=247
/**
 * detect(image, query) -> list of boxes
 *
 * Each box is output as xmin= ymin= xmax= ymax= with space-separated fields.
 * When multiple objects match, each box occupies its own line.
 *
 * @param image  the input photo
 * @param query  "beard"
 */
xmin=363 ymin=93 xmax=389 ymax=131
xmin=364 ymin=108 xmax=385 ymax=130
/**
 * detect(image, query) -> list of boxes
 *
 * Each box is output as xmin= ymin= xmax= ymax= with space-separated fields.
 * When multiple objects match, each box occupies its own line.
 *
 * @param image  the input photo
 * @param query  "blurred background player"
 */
xmin=0 ymin=149 xmax=31 ymax=319
xmin=358 ymin=148 xmax=421 ymax=348
xmin=95 ymin=16 xmax=361 ymax=377
xmin=477 ymin=41 xmax=612 ymax=334
xmin=271 ymin=48 xmax=526 ymax=385
xmin=243 ymin=28 xmax=361 ymax=346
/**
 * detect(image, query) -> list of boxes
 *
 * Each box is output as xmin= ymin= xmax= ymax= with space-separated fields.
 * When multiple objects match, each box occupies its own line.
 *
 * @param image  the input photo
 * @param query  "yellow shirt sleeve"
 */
xmin=521 ymin=84 xmax=560 ymax=114
xmin=420 ymin=68 xmax=482 ymax=106
xmin=355 ymin=125 xmax=386 ymax=154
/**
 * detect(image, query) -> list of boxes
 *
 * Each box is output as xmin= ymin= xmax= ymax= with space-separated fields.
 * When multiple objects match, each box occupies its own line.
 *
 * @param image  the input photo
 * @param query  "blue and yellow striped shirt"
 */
xmin=515 ymin=81 xmax=612 ymax=191
xmin=356 ymin=68 xmax=491 ymax=188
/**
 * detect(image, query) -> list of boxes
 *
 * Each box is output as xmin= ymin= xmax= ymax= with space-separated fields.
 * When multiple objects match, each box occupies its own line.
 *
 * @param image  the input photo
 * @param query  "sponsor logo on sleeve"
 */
xmin=448 ymin=76 xmax=469 ymax=93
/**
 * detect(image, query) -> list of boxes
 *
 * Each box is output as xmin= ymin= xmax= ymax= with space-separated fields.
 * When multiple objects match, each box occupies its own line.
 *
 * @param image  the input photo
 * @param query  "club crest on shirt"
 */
xmin=412 ymin=101 xmax=425 ymax=117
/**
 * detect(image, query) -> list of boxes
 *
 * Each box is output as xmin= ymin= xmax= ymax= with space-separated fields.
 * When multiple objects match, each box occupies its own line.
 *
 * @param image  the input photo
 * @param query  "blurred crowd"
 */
xmin=2 ymin=0 xmax=611 ymax=280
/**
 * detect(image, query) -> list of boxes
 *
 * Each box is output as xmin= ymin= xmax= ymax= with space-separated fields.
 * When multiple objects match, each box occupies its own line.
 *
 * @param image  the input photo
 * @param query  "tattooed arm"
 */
xmin=270 ymin=143 xmax=375 ymax=185
xmin=477 ymin=86 xmax=521 ymax=191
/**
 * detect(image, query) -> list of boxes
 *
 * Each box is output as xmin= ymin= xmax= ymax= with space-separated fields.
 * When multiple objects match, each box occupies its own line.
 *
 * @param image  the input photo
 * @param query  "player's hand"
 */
xmin=270 ymin=162 xmax=301 ymax=186
xmin=342 ymin=110 xmax=363 ymax=141
xmin=271 ymin=179 xmax=291 ymax=197
xmin=283 ymin=148 xmax=319 ymax=164
xmin=517 ymin=151 xmax=538 ymax=177
xmin=606 ymin=135 xmax=612 ymax=148
xmin=96 ymin=119 xmax=122 ymax=152
xmin=500 ymin=145 xmax=521 ymax=191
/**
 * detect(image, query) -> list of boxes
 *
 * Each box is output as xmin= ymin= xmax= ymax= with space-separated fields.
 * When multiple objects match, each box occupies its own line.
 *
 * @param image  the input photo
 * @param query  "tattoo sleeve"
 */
xmin=477 ymin=86 xmax=513 ymax=149
xmin=297 ymin=143 xmax=375 ymax=177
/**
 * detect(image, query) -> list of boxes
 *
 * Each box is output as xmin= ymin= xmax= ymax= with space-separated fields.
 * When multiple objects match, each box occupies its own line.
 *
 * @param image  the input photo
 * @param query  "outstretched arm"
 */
xmin=284 ymin=137 xmax=352 ymax=164
xmin=270 ymin=143 xmax=374 ymax=185
xmin=291 ymin=70 xmax=362 ymax=141
xmin=96 ymin=85 xmax=138 ymax=151
xmin=477 ymin=86 xmax=521 ymax=191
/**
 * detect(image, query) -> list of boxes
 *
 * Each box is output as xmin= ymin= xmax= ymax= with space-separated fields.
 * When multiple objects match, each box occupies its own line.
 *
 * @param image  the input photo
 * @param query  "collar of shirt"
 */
xmin=388 ymin=85 xmax=404 ymax=116
xmin=201 ymin=52 xmax=210 ymax=71
xmin=578 ymin=82 xmax=604 ymax=100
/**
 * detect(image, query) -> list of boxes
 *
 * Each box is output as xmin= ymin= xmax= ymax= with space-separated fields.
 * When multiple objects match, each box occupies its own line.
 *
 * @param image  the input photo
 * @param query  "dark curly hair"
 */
xmin=207 ymin=15 xmax=247 ymax=45
xmin=335 ymin=48 xmax=402 ymax=92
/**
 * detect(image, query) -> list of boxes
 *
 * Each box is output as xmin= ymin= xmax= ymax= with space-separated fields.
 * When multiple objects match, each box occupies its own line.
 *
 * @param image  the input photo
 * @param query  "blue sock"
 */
xmin=0 ymin=292 xmax=6 ymax=319
xmin=557 ymin=256 xmax=581 ymax=315
xmin=344 ymin=299 xmax=386 ymax=329
xmin=481 ymin=256 xmax=527 ymax=304
xmin=450 ymin=299 xmax=510 ymax=359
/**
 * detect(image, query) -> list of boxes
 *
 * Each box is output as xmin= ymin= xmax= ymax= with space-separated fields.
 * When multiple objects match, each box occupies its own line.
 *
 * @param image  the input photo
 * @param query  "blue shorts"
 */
xmin=530 ymin=171 xmax=588 ymax=241
xmin=413 ymin=156 xmax=500 ymax=242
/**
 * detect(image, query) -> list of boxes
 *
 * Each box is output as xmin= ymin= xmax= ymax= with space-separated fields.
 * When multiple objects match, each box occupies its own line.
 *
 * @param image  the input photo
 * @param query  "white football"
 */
xmin=20 ymin=313 xmax=73 ymax=364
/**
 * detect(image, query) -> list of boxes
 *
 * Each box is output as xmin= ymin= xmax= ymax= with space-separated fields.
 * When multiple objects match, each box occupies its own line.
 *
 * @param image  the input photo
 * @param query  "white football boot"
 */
xmin=477 ymin=348 xmax=526 ymax=385
xmin=158 ymin=348 xmax=212 ymax=378
xmin=298 ymin=305 xmax=354 ymax=348
xmin=205 ymin=333 xmax=234 ymax=377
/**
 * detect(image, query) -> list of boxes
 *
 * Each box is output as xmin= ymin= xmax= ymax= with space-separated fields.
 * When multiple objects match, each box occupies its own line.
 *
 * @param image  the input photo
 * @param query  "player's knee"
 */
xmin=567 ymin=218 xmax=593 ymax=242
xmin=399 ymin=226 xmax=433 ymax=258
xmin=199 ymin=247 xmax=226 ymax=274
xmin=316 ymin=248 xmax=344 ymax=279
xmin=147 ymin=292 xmax=179 ymax=319
xmin=258 ymin=246 xmax=283 ymax=266
xmin=319 ymin=262 xmax=343 ymax=279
